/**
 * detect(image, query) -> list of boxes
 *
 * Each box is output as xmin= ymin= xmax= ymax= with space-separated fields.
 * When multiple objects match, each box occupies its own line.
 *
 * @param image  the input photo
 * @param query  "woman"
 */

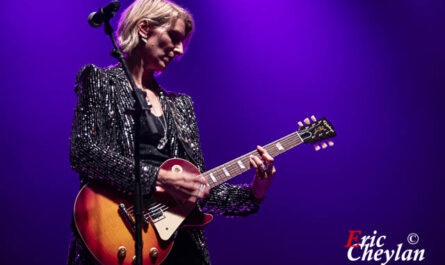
xmin=68 ymin=0 xmax=276 ymax=264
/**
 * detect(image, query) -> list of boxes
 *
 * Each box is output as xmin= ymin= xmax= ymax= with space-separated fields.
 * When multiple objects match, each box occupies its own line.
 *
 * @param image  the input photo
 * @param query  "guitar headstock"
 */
xmin=297 ymin=116 xmax=336 ymax=151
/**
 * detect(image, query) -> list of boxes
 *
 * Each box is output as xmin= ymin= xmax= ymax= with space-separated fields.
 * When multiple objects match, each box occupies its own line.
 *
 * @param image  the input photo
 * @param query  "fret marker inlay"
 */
xmin=237 ymin=160 xmax=245 ymax=169
xmin=223 ymin=167 xmax=230 ymax=177
xmin=276 ymin=142 xmax=284 ymax=151
xmin=209 ymin=173 xmax=217 ymax=183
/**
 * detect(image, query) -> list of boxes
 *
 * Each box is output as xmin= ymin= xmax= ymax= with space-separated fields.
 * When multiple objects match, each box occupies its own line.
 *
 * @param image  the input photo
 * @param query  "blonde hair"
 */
xmin=117 ymin=0 xmax=194 ymax=54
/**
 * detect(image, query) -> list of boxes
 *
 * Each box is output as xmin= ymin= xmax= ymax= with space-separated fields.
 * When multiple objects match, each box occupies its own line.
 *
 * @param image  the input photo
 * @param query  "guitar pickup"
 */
xmin=149 ymin=208 xmax=165 ymax=222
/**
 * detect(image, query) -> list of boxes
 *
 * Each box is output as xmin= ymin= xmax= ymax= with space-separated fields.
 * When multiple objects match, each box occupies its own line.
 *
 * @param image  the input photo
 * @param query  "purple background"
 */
xmin=0 ymin=0 xmax=443 ymax=264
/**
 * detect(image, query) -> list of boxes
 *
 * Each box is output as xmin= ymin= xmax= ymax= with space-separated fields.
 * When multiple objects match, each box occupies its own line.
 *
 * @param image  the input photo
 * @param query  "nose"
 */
xmin=173 ymin=42 xmax=183 ymax=56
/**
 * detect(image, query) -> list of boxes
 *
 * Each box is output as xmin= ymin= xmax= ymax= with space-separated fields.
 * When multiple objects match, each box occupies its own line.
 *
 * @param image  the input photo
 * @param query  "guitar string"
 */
xmin=125 ymin=134 xmax=303 ymax=217
xmin=203 ymin=132 xmax=301 ymax=179
xmin=203 ymin=136 xmax=300 ymax=181
xmin=125 ymin=135 xmax=301 ymax=215
xmin=204 ymin=135 xmax=302 ymax=187
xmin=124 ymin=128 xmax=334 ymax=220
xmin=211 ymin=133 xmax=301 ymax=176
xmin=127 ymin=205 xmax=169 ymax=220
xmin=127 ymin=203 xmax=168 ymax=213
xmin=128 ymin=204 xmax=168 ymax=214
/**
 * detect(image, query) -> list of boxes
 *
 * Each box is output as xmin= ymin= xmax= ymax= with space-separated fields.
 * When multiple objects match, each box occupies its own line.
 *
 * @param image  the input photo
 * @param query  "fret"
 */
xmin=222 ymin=167 xmax=230 ymax=177
xmin=237 ymin=160 xmax=246 ymax=169
xmin=209 ymin=173 xmax=217 ymax=183
xmin=205 ymin=131 xmax=303 ymax=188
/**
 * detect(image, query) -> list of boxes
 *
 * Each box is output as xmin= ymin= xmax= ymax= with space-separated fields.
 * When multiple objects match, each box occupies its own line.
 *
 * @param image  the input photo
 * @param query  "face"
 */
xmin=139 ymin=18 xmax=187 ymax=71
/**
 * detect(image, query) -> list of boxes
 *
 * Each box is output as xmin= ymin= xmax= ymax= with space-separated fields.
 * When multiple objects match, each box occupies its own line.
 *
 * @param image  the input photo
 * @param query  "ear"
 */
xmin=137 ymin=20 xmax=151 ymax=39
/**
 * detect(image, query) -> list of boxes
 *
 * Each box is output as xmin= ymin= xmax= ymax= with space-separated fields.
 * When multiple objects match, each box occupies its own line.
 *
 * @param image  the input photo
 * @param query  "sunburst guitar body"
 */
xmin=74 ymin=159 xmax=213 ymax=265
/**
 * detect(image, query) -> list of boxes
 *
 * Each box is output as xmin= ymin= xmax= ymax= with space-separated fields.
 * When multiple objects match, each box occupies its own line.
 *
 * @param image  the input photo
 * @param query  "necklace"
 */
xmin=156 ymin=93 xmax=168 ymax=150
xmin=142 ymin=81 xmax=168 ymax=150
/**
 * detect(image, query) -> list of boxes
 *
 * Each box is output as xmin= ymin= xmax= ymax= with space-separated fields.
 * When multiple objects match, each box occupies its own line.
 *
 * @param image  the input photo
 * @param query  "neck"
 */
xmin=126 ymin=52 xmax=155 ymax=91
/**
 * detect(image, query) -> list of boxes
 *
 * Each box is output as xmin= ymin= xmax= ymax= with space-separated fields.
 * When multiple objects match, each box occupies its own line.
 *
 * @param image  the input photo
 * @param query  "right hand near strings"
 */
xmin=156 ymin=168 xmax=210 ymax=205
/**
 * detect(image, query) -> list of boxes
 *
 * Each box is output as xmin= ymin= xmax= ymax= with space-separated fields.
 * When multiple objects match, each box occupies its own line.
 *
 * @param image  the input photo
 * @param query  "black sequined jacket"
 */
xmin=68 ymin=64 xmax=263 ymax=265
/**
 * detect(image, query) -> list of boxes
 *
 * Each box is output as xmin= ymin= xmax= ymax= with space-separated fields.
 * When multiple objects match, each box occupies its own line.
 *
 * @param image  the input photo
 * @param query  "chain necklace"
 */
xmin=143 ymin=80 xmax=169 ymax=150
xmin=156 ymin=93 xmax=168 ymax=150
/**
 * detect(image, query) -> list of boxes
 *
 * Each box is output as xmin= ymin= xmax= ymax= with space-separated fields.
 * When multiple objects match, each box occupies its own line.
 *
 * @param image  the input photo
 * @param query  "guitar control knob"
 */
xmin=150 ymin=247 xmax=159 ymax=259
xmin=117 ymin=246 xmax=127 ymax=258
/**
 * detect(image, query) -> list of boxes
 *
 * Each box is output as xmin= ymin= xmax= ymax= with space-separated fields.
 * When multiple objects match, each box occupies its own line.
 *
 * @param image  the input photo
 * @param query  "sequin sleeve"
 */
xmin=69 ymin=65 xmax=159 ymax=196
xmin=200 ymin=183 xmax=264 ymax=217
xmin=179 ymin=96 xmax=263 ymax=216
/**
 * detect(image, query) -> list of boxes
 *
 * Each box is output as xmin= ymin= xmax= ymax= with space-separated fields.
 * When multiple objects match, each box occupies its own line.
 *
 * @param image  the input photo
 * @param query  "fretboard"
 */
xmin=202 ymin=131 xmax=303 ymax=188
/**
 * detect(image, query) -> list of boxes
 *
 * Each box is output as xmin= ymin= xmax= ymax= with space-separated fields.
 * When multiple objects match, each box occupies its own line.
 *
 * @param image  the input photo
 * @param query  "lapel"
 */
xmin=106 ymin=64 xmax=204 ymax=171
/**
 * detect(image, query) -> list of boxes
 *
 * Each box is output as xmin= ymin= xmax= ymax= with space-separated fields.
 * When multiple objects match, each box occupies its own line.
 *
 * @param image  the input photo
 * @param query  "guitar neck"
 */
xmin=203 ymin=131 xmax=304 ymax=188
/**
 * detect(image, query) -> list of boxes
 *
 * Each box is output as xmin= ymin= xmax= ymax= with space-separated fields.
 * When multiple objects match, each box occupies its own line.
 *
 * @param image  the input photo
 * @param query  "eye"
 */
xmin=168 ymin=31 xmax=183 ymax=44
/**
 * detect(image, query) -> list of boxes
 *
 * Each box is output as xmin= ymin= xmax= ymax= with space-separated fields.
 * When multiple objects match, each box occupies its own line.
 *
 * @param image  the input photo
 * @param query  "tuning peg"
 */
xmin=328 ymin=140 xmax=334 ymax=146
xmin=321 ymin=142 xmax=328 ymax=149
xmin=314 ymin=144 xmax=321 ymax=151
xmin=311 ymin=115 xmax=317 ymax=122
xmin=298 ymin=121 xmax=304 ymax=127
xmin=304 ymin=118 xmax=310 ymax=124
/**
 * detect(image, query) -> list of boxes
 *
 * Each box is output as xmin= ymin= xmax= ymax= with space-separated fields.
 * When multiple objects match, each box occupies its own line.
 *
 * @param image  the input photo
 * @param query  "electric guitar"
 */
xmin=73 ymin=116 xmax=336 ymax=265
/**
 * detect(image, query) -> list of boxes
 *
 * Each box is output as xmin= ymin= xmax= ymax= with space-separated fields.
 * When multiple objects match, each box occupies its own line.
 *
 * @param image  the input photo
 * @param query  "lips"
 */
xmin=163 ymin=56 xmax=172 ymax=64
xmin=163 ymin=57 xmax=169 ymax=63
